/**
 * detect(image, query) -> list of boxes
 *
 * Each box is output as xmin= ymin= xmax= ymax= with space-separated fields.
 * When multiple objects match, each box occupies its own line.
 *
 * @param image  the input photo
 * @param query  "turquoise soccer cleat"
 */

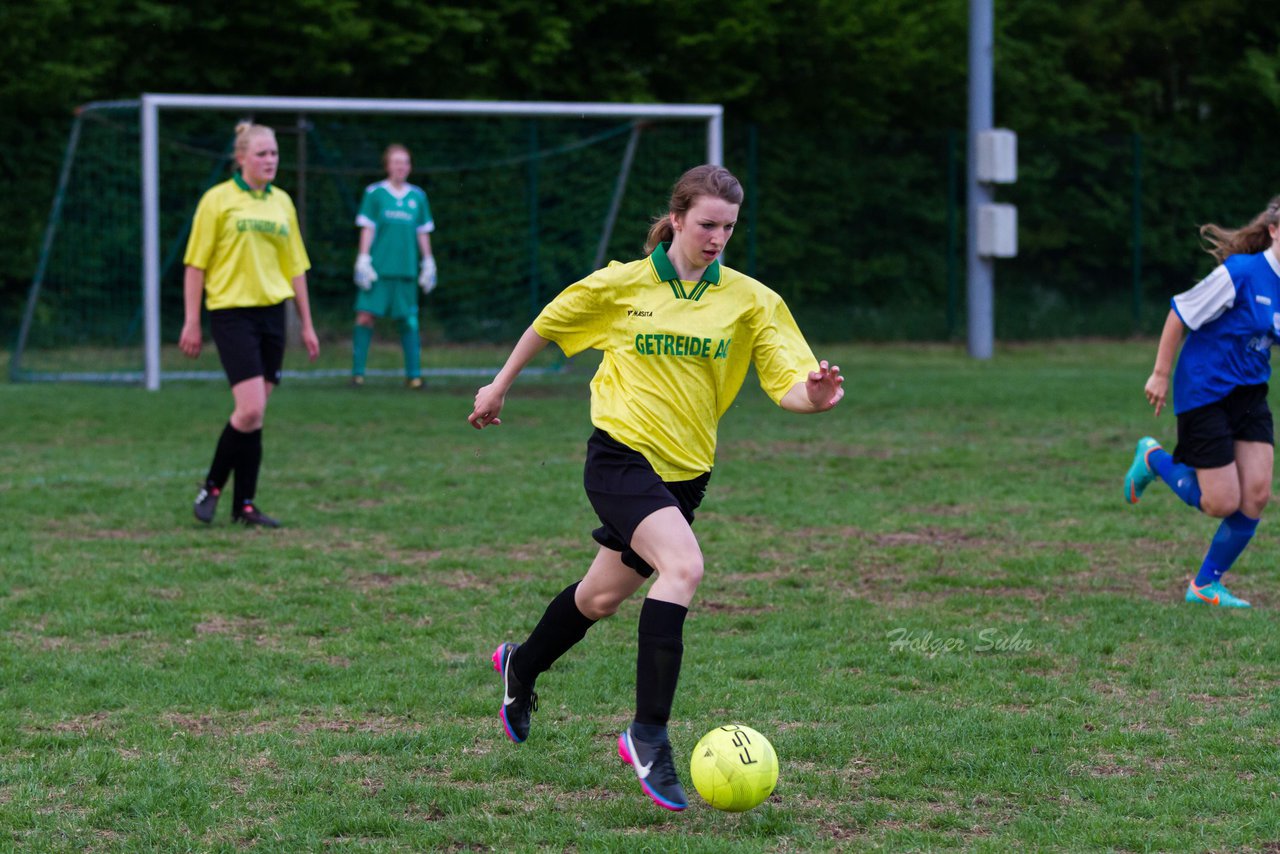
xmin=1124 ymin=437 xmax=1162 ymax=504
xmin=1185 ymin=580 xmax=1252 ymax=608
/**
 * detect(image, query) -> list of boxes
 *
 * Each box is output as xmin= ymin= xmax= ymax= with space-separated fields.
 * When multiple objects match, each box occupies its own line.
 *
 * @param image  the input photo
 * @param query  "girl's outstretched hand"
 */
xmin=806 ymin=360 xmax=844 ymax=411
xmin=468 ymin=384 xmax=505 ymax=429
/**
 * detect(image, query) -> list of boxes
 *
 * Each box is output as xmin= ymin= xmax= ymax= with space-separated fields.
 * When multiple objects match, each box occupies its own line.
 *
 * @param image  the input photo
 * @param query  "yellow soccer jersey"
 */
xmin=183 ymin=174 xmax=310 ymax=310
xmin=534 ymin=243 xmax=818 ymax=480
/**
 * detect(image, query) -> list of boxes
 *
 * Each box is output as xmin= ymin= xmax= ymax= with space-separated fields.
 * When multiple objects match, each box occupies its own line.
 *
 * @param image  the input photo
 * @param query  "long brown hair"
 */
xmin=644 ymin=165 xmax=744 ymax=254
xmin=1199 ymin=196 xmax=1280 ymax=264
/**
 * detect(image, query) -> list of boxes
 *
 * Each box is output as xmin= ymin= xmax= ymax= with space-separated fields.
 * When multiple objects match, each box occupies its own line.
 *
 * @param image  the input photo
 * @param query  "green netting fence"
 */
xmin=12 ymin=101 xmax=711 ymax=383
xmin=13 ymin=102 xmax=1280 ymax=383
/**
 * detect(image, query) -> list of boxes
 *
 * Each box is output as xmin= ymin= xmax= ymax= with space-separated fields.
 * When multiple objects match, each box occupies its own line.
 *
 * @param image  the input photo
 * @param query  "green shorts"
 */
xmin=355 ymin=276 xmax=418 ymax=320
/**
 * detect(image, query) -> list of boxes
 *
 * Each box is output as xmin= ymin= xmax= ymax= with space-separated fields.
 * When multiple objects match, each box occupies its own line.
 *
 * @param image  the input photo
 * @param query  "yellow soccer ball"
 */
xmin=689 ymin=724 xmax=778 ymax=811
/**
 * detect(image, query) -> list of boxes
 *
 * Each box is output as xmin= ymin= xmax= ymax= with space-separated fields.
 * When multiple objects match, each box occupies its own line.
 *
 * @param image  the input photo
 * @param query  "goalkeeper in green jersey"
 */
xmin=351 ymin=144 xmax=437 ymax=388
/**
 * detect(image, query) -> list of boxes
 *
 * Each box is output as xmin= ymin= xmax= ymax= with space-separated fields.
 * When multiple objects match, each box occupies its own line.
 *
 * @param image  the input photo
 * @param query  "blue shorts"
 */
xmin=583 ymin=428 xmax=710 ymax=578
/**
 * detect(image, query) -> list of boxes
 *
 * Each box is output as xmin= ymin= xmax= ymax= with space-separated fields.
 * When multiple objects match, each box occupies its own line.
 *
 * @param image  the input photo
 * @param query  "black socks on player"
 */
xmin=511 ymin=584 xmax=689 ymax=741
xmin=634 ymin=598 xmax=688 ymax=733
xmin=233 ymin=427 xmax=263 ymax=509
xmin=206 ymin=422 xmax=264 ymax=510
xmin=513 ymin=582 xmax=598 ymax=687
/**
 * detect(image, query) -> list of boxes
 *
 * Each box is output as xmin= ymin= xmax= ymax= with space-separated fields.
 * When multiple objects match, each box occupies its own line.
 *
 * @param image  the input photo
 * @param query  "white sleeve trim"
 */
xmin=417 ymin=220 xmax=435 ymax=234
xmin=1172 ymin=264 xmax=1235 ymax=331
xmin=355 ymin=214 xmax=376 ymax=229
xmin=1267 ymin=247 xmax=1280 ymax=279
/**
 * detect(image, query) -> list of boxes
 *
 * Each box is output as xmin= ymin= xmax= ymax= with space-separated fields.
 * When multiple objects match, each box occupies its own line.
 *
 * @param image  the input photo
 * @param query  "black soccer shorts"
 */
xmin=583 ymin=428 xmax=711 ymax=578
xmin=209 ymin=303 xmax=287 ymax=387
xmin=1174 ymin=382 xmax=1273 ymax=469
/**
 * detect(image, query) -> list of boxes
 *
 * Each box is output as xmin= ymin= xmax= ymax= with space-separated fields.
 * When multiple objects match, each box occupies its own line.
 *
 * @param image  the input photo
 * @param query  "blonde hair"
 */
xmin=1199 ymin=195 xmax=1280 ymax=264
xmin=233 ymin=121 xmax=275 ymax=157
xmin=382 ymin=143 xmax=411 ymax=171
xmin=644 ymin=165 xmax=745 ymax=254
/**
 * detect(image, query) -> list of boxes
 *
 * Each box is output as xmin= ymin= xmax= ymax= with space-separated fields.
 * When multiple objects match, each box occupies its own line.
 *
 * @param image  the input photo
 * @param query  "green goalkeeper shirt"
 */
xmin=356 ymin=180 xmax=434 ymax=278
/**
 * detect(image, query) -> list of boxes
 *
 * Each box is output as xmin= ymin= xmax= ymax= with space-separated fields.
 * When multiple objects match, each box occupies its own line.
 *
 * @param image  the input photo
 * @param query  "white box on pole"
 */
xmin=977 ymin=203 xmax=1017 ymax=257
xmin=976 ymin=128 xmax=1017 ymax=183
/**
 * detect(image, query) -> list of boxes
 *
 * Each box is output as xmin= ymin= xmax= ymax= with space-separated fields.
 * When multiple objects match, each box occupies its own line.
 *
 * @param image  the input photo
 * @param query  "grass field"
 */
xmin=3 ymin=340 xmax=1279 ymax=852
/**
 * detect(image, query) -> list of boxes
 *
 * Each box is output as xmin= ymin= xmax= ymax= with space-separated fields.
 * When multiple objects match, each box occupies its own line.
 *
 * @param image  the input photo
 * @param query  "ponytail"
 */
xmin=644 ymin=219 xmax=675 ymax=255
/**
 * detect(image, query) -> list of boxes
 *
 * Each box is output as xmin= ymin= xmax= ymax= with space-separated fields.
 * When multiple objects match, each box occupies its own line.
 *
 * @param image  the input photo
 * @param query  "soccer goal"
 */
xmin=12 ymin=94 xmax=723 ymax=389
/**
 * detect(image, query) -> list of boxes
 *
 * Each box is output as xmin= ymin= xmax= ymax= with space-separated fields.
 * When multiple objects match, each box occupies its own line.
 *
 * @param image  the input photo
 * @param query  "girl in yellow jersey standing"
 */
xmin=180 ymin=122 xmax=320 ymax=528
xmin=469 ymin=165 xmax=844 ymax=811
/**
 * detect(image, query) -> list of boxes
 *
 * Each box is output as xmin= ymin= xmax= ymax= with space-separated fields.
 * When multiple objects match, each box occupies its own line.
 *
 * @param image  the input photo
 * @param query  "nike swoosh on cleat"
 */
xmin=1191 ymin=585 xmax=1220 ymax=605
xmin=636 ymin=760 xmax=653 ymax=780
xmin=504 ymin=692 xmax=516 ymax=706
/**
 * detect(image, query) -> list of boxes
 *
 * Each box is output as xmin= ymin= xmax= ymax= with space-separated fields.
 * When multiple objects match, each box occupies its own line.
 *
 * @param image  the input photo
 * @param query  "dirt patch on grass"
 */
xmin=720 ymin=440 xmax=899 ymax=461
xmin=21 ymin=711 xmax=113 ymax=735
xmin=699 ymin=599 xmax=774 ymax=615
xmin=758 ymin=526 xmax=1187 ymax=606
xmin=194 ymin=615 xmax=280 ymax=647
xmin=163 ymin=710 xmax=426 ymax=738
xmin=40 ymin=522 xmax=154 ymax=542
xmin=348 ymin=572 xmax=408 ymax=592
xmin=706 ymin=513 xmax=1193 ymax=606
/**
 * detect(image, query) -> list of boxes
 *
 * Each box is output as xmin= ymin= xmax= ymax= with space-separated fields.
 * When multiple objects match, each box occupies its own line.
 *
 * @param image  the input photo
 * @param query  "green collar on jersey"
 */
xmin=233 ymin=172 xmax=273 ymax=197
xmin=649 ymin=242 xmax=721 ymax=301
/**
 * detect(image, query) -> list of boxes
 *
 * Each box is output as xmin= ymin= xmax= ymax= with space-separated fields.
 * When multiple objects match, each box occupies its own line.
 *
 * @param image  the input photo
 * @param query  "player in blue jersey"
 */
xmin=351 ymin=144 xmax=437 ymax=388
xmin=1124 ymin=196 xmax=1280 ymax=607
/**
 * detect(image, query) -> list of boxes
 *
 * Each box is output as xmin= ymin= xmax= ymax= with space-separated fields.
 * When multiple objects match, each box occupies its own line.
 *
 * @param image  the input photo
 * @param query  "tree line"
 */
xmin=4 ymin=0 xmax=1279 ymax=340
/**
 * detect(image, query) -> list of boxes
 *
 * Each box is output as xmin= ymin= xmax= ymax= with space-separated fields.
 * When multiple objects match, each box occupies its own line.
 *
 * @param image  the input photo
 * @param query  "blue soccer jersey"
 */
xmin=1171 ymin=249 xmax=1280 ymax=413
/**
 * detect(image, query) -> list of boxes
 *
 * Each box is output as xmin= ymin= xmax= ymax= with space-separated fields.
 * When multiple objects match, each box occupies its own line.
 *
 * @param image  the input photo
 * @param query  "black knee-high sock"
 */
xmin=634 ymin=598 xmax=688 ymax=731
xmin=512 ymin=582 xmax=597 ymax=686
xmin=232 ymin=428 xmax=263 ymax=509
xmin=205 ymin=422 xmax=240 ymax=490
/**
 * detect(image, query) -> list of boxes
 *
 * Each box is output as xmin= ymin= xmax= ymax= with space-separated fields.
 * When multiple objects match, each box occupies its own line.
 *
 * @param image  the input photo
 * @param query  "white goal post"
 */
xmin=139 ymin=94 xmax=724 ymax=390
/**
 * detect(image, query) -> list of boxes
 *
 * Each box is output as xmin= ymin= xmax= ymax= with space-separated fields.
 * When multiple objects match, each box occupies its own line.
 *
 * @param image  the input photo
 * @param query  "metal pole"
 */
xmin=1131 ymin=133 xmax=1143 ymax=332
xmin=707 ymin=110 xmax=723 ymax=166
xmin=12 ymin=111 xmax=87 ymax=382
xmin=746 ymin=123 xmax=759 ymax=279
xmin=295 ymin=114 xmax=308 ymax=235
xmin=967 ymin=0 xmax=995 ymax=359
xmin=287 ymin=113 xmax=308 ymax=349
xmin=141 ymin=95 xmax=162 ymax=389
xmin=946 ymin=129 xmax=959 ymax=338
xmin=593 ymin=122 xmax=643 ymax=270
xmin=528 ymin=122 xmax=540 ymax=317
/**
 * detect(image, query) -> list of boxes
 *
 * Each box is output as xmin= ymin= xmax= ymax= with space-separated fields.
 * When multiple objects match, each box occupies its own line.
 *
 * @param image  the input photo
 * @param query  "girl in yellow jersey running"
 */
xmin=180 ymin=122 xmax=320 ymax=528
xmin=469 ymin=164 xmax=843 ymax=811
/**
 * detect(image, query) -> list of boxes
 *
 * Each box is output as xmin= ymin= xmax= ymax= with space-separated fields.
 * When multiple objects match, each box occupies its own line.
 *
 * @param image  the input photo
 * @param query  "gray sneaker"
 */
xmin=193 ymin=485 xmax=220 ymax=524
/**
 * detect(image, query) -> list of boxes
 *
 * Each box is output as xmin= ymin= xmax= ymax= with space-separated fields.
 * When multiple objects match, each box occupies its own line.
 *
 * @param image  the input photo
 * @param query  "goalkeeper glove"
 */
xmin=419 ymin=255 xmax=438 ymax=294
xmin=354 ymin=254 xmax=377 ymax=290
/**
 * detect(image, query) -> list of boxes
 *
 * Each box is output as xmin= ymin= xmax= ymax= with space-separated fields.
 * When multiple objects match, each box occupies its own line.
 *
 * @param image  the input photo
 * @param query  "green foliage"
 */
xmin=5 ymin=0 xmax=1280 ymax=341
